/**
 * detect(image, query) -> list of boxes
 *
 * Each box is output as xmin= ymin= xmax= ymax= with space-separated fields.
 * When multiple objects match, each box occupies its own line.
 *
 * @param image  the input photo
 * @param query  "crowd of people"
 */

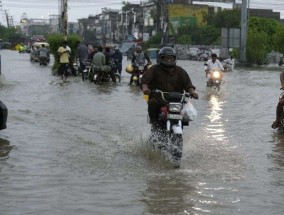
xmin=56 ymin=41 xmax=124 ymax=81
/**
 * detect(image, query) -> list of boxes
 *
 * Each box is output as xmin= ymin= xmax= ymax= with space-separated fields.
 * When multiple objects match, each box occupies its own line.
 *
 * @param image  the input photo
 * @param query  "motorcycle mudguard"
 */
xmin=0 ymin=101 xmax=8 ymax=130
xmin=172 ymin=124 xmax=182 ymax=134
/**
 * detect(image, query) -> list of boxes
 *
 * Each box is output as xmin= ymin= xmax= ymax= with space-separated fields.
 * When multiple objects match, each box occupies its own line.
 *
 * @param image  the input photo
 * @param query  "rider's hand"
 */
xmin=143 ymin=89 xmax=151 ymax=95
xmin=191 ymin=92 xmax=198 ymax=99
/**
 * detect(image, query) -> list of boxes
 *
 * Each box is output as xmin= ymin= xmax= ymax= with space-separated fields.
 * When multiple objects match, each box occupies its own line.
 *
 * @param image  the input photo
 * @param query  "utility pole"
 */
xmin=5 ymin=10 xmax=9 ymax=28
xmin=156 ymin=0 xmax=161 ymax=35
xmin=240 ymin=0 xmax=247 ymax=64
xmin=61 ymin=0 xmax=68 ymax=39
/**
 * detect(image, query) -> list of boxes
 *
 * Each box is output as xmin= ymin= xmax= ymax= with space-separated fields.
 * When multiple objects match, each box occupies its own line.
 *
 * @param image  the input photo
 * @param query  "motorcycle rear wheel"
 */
xmin=113 ymin=74 xmax=121 ymax=83
xmin=82 ymin=71 xmax=88 ymax=81
xmin=279 ymin=114 xmax=284 ymax=131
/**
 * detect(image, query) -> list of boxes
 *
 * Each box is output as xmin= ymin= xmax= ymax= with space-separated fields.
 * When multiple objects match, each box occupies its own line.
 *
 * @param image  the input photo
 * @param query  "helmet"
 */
xmin=133 ymin=76 xmax=138 ymax=81
xmin=125 ymin=64 xmax=134 ymax=73
xmin=158 ymin=47 xmax=177 ymax=68
xmin=136 ymin=46 xmax=142 ymax=53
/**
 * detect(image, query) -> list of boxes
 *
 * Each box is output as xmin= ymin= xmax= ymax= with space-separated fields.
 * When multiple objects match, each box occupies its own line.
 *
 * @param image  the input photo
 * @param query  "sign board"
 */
xmin=221 ymin=28 xmax=240 ymax=48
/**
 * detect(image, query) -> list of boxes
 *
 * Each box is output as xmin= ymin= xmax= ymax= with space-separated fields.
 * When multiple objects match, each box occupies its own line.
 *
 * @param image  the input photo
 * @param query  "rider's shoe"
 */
xmin=272 ymin=120 xmax=280 ymax=129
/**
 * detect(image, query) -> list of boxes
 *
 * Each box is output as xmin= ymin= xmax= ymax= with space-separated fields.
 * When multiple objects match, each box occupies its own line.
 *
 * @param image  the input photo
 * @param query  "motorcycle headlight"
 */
xmin=212 ymin=71 xmax=221 ymax=78
xmin=169 ymin=103 xmax=182 ymax=113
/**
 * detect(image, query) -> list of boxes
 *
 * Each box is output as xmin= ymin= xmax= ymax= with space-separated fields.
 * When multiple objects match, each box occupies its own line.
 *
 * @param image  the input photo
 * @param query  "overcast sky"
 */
xmin=1 ymin=0 xmax=284 ymax=26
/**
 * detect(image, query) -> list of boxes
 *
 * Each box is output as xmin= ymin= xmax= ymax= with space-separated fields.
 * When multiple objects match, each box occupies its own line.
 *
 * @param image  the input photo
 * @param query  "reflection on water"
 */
xmin=205 ymin=94 xmax=226 ymax=142
xmin=141 ymin=174 xmax=195 ymax=215
xmin=270 ymin=133 xmax=284 ymax=187
xmin=0 ymin=137 xmax=12 ymax=160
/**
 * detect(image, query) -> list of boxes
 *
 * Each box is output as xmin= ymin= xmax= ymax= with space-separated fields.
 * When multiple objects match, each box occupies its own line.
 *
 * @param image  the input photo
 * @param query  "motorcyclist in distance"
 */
xmin=141 ymin=46 xmax=198 ymax=129
xmin=205 ymin=53 xmax=224 ymax=83
xmin=38 ymin=44 xmax=49 ymax=65
xmin=130 ymin=45 xmax=152 ymax=85
xmin=111 ymin=46 xmax=123 ymax=75
xmin=76 ymin=41 xmax=88 ymax=73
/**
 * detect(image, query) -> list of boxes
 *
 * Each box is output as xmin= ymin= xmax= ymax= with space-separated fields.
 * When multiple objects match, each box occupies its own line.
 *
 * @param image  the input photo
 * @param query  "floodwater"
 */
xmin=0 ymin=50 xmax=284 ymax=215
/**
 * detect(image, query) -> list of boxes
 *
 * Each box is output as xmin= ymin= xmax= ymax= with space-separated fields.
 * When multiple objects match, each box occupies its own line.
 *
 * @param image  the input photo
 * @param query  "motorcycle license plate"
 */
xmin=139 ymin=66 xmax=144 ymax=70
xmin=167 ymin=114 xmax=183 ymax=120
xmin=215 ymin=80 xmax=220 ymax=83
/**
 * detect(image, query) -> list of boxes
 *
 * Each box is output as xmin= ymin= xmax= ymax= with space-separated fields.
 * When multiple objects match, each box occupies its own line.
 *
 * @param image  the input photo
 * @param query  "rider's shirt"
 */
xmin=133 ymin=52 xmax=147 ymax=66
xmin=141 ymin=64 xmax=195 ymax=93
xmin=39 ymin=48 xmax=49 ymax=58
xmin=92 ymin=52 xmax=105 ymax=68
xmin=206 ymin=59 xmax=224 ymax=71
xmin=57 ymin=46 xmax=69 ymax=63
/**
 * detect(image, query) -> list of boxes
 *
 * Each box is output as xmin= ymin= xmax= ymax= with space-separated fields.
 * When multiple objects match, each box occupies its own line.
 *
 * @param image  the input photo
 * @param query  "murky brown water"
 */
xmin=0 ymin=50 xmax=284 ymax=215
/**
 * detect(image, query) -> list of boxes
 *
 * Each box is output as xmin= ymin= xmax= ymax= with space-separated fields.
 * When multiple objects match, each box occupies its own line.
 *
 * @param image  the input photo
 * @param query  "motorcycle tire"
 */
xmin=82 ymin=70 xmax=88 ymax=82
xmin=170 ymin=133 xmax=183 ymax=168
xmin=113 ymin=74 xmax=121 ymax=83
xmin=279 ymin=114 xmax=284 ymax=131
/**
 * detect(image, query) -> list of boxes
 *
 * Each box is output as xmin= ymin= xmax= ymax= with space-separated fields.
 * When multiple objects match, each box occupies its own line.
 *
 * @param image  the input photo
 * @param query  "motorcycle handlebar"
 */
xmin=151 ymin=89 xmax=191 ymax=102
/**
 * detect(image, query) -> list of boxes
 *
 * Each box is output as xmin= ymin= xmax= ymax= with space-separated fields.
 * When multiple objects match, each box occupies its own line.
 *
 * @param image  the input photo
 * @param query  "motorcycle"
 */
xmin=39 ymin=56 xmax=49 ymax=66
xmin=131 ymin=63 xmax=152 ymax=86
xmin=222 ymin=58 xmax=234 ymax=72
xmin=148 ymin=89 xmax=195 ymax=168
xmin=223 ymin=62 xmax=233 ymax=72
xmin=81 ymin=60 xmax=92 ymax=82
xmin=92 ymin=61 xmax=121 ymax=84
xmin=277 ymin=91 xmax=284 ymax=131
xmin=204 ymin=64 xmax=223 ymax=91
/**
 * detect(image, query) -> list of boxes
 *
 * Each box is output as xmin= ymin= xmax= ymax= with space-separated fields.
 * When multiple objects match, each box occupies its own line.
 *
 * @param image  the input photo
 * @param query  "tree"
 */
xmin=248 ymin=16 xmax=280 ymax=52
xmin=274 ymin=26 xmax=284 ymax=54
xmin=48 ymin=34 xmax=81 ymax=73
xmin=246 ymin=29 xmax=268 ymax=65
xmin=210 ymin=9 xmax=241 ymax=28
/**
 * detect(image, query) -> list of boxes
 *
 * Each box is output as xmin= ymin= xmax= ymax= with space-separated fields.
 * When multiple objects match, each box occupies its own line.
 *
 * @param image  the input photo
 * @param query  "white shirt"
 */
xmin=206 ymin=59 xmax=224 ymax=71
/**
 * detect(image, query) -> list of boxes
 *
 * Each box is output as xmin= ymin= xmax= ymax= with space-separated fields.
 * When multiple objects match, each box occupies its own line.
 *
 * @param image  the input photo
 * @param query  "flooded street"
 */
xmin=1 ymin=50 xmax=284 ymax=215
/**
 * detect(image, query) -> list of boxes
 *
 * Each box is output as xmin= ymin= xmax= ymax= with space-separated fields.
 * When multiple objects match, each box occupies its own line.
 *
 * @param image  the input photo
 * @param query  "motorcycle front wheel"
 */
xmin=170 ymin=133 xmax=183 ymax=168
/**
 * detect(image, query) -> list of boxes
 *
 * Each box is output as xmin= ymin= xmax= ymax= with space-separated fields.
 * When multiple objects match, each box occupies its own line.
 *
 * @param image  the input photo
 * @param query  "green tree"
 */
xmin=246 ymin=29 xmax=268 ymax=65
xmin=176 ymin=35 xmax=192 ymax=44
xmin=274 ymin=26 xmax=284 ymax=54
xmin=0 ymin=25 xmax=24 ymax=45
xmin=210 ymin=9 xmax=241 ymax=28
xmin=248 ymin=16 xmax=280 ymax=52
xmin=144 ymin=33 xmax=161 ymax=49
xmin=47 ymin=34 xmax=81 ymax=73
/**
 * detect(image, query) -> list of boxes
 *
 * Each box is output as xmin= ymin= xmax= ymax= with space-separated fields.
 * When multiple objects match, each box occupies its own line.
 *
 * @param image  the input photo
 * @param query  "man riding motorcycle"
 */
xmin=38 ymin=44 xmax=50 ymax=65
xmin=205 ymin=53 xmax=224 ymax=85
xmin=130 ymin=46 xmax=152 ymax=85
xmin=141 ymin=47 xmax=198 ymax=130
